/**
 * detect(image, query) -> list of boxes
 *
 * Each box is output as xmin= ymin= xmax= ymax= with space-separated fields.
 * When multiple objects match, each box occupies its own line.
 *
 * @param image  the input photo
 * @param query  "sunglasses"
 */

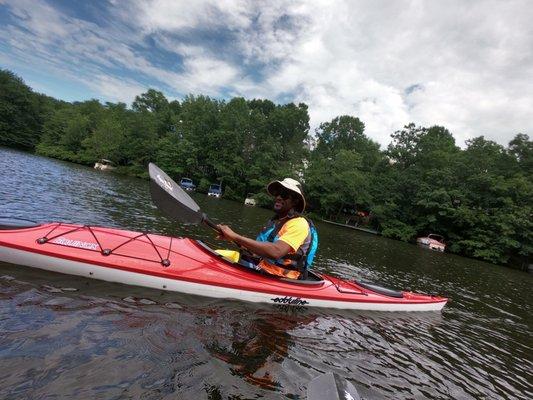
xmin=276 ymin=189 xmax=294 ymax=200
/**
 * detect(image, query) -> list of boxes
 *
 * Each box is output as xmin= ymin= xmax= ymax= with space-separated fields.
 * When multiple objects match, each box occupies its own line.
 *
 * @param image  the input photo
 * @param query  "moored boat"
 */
xmin=94 ymin=159 xmax=116 ymax=171
xmin=417 ymin=234 xmax=446 ymax=252
xmin=0 ymin=221 xmax=447 ymax=312
xmin=244 ymin=193 xmax=256 ymax=206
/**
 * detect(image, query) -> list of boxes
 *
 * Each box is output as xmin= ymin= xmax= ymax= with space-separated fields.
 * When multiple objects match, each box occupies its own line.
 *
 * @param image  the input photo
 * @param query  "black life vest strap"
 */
xmin=266 ymin=211 xmax=306 ymax=262
xmin=265 ymin=211 xmax=312 ymax=270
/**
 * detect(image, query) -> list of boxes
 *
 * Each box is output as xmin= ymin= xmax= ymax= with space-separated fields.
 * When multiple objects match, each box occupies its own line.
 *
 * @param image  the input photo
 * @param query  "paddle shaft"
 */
xmin=202 ymin=214 xmax=222 ymax=234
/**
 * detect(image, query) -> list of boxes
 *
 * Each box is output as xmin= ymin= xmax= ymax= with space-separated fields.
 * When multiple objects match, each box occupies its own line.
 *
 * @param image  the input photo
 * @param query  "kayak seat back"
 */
xmin=357 ymin=280 xmax=404 ymax=298
xmin=279 ymin=270 xmax=325 ymax=285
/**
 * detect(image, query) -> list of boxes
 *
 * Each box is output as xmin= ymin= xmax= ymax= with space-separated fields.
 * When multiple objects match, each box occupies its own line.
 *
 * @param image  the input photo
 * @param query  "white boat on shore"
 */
xmin=417 ymin=234 xmax=446 ymax=252
xmin=244 ymin=193 xmax=256 ymax=206
xmin=94 ymin=159 xmax=116 ymax=171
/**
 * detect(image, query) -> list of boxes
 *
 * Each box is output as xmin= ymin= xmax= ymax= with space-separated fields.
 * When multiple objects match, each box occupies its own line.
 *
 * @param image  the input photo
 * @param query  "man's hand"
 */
xmin=216 ymin=224 xmax=291 ymax=260
xmin=217 ymin=224 xmax=239 ymax=241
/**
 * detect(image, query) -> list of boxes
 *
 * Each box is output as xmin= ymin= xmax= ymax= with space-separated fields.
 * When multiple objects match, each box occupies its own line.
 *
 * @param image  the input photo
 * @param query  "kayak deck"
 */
xmin=0 ymin=223 xmax=448 ymax=311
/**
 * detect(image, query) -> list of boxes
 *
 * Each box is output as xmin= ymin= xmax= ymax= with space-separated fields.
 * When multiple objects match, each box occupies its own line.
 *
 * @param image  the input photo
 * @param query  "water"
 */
xmin=0 ymin=147 xmax=531 ymax=399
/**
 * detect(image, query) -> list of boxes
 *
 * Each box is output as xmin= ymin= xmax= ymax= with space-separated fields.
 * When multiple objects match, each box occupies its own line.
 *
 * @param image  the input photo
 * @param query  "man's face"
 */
xmin=273 ymin=188 xmax=297 ymax=214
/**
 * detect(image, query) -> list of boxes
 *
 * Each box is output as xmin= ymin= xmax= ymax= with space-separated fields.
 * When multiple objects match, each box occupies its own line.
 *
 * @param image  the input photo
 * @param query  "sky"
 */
xmin=0 ymin=0 xmax=531 ymax=148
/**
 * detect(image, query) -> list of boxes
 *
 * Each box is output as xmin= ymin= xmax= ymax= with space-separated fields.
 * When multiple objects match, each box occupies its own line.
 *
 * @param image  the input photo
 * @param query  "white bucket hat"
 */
xmin=267 ymin=178 xmax=306 ymax=213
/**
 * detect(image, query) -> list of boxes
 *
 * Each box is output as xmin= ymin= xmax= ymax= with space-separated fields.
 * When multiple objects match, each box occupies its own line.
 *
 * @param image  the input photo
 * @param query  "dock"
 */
xmin=321 ymin=219 xmax=380 ymax=235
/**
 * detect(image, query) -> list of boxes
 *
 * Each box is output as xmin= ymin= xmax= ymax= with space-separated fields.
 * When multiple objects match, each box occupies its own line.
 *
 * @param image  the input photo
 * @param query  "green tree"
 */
xmin=82 ymin=105 xmax=128 ymax=163
xmin=132 ymin=89 xmax=174 ymax=137
xmin=446 ymin=136 xmax=532 ymax=264
xmin=306 ymin=115 xmax=380 ymax=217
xmin=508 ymin=133 xmax=532 ymax=175
xmin=306 ymin=150 xmax=370 ymax=216
xmin=0 ymin=70 xmax=43 ymax=149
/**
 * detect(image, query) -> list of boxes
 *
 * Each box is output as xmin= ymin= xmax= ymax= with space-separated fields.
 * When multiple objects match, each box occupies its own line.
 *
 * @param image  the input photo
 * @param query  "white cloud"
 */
xmin=128 ymin=0 xmax=253 ymax=33
xmin=181 ymin=56 xmax=240 ymax=93
xmin=1 ymin=0 xmax=532 ymax=148
xmin=236 ymin=0 xmax=533 ymax=147
xmin=84 ymin=74 xmax=148 ymax=104
xmin=4 ymin=0 xmax=70 ymax=38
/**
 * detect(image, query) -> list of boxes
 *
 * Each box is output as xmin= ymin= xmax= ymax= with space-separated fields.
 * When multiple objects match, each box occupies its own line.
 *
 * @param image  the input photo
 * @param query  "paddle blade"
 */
xmin=148 ymin=163 xmax=203 ymax=224
xmin=307 ymin=372 xmax=361 ymax=400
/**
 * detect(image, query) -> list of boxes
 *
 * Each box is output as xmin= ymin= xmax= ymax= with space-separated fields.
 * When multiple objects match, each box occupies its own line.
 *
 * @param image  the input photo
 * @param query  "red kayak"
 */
xmin=0 ymin=222 xmax=447 ymax=311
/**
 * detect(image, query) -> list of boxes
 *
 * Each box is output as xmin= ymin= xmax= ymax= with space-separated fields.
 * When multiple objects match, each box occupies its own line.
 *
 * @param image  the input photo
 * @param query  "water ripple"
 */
xmin=0 ymin=148 xmax=532 ymax=399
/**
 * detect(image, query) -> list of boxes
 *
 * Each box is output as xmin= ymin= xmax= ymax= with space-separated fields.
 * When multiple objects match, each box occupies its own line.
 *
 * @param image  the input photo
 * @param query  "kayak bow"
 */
xmin=0 ymin=222 xmax=447 ymax=312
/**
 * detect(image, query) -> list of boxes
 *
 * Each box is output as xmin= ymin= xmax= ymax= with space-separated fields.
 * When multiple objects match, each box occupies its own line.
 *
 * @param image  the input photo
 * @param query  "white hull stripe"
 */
xmin=0 ymin=246 xmax=445 ymax=311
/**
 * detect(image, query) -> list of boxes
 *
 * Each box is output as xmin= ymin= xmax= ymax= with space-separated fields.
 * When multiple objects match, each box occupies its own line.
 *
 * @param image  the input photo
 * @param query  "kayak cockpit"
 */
xmin=195 ymin=240 xmax=326 ymax=286
xmin=278 ymin=271 xmax=325 ymax=285
xmin=355 ymin=280 xmax=404 ymax=298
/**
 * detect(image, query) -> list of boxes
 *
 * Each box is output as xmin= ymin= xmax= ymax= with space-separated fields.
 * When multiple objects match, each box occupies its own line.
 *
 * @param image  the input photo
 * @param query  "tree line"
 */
xmin=1 ymin=69 xmax=531 ymax=269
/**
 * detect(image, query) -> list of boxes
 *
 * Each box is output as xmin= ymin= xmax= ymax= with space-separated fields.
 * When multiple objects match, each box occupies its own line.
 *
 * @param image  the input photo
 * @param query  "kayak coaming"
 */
xmin=0 ymin=223 xmax=447 ymax=311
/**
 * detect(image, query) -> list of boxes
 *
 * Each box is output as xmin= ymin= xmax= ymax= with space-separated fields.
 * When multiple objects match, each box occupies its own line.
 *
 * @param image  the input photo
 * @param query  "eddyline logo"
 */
xmin=52 ymin=237 xmax=99 ymax=250
xmin=157 ymin=174 xmax=173 ymax=192
xmin=271 ymin=296 xmax=309 ymax=306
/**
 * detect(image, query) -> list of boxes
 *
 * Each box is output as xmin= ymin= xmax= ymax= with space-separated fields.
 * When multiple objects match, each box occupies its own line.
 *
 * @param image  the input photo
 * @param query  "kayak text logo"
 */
xmin=271 ymin=296 xmax=309 ymax=306
xmin=51 ymin=237 xmax=99 ymax=250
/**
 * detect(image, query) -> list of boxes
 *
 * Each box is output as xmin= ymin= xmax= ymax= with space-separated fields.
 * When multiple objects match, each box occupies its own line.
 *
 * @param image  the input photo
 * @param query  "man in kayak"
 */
xmin=218 ymin=178 xmax=317 ymax=280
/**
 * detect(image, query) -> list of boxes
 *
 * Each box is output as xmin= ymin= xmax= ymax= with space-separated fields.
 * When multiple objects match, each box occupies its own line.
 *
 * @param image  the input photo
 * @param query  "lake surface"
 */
xmin=0 ymin=147 xmax=531 ymax=399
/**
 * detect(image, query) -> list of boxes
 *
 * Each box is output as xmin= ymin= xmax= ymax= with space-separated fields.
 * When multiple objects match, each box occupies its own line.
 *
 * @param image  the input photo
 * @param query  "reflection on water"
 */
xmin=0 ymin=148 xmax=532 ymax=399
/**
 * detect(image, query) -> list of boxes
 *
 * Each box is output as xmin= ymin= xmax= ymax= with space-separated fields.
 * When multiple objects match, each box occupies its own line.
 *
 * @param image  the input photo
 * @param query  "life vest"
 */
xmin=256 ymin=212 xmax=319 ymax=273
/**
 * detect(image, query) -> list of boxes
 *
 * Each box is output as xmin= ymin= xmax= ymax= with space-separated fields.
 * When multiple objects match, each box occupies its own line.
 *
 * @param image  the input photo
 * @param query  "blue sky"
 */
xmin=1 ymin=0 xmax=531 ymax=148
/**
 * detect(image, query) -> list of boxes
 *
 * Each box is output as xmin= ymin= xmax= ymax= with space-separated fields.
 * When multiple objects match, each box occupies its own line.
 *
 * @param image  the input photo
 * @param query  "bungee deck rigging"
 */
xmin=35 ymin=222 xmax=174 ymax=266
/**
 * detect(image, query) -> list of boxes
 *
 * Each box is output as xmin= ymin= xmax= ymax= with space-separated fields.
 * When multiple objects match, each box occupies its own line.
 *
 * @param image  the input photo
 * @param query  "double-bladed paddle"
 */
xmin=148 ymin=163 xmax=221 ymax=233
